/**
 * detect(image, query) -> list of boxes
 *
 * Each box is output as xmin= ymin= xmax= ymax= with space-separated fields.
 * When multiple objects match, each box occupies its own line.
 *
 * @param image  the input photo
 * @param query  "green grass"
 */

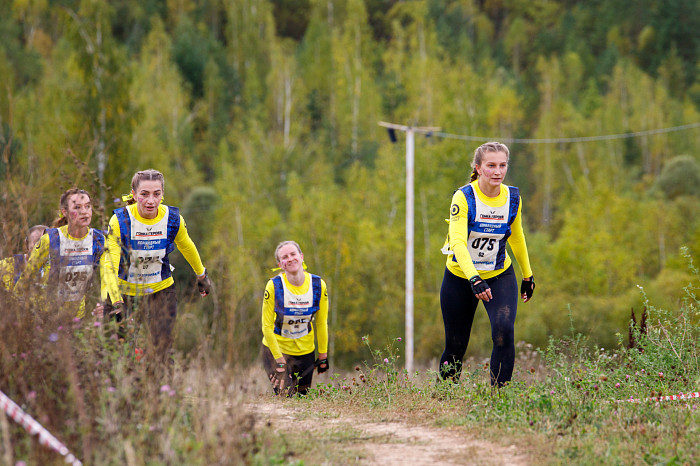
xmin=1 ymin=255 xmax=699 ymax=464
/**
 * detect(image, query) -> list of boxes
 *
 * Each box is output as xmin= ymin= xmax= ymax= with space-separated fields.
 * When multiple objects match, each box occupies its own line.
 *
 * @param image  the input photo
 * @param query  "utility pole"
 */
xmin=378 ymin=121 xmax=440 ymax=373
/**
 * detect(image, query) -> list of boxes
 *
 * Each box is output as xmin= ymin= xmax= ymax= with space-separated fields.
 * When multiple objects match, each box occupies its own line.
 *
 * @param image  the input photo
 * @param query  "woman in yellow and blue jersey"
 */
xmin=440 ymin=142 xmax=535 ymax=387
xmin=261 ymin=241 xmax=329 ymax=396
xmin=15 ymin=189 xmax=122 ymax=318
xmin=0 ymin=225 xmax=47 ymax=291
xmin=105 ymin=169 xmax=211 ymax=361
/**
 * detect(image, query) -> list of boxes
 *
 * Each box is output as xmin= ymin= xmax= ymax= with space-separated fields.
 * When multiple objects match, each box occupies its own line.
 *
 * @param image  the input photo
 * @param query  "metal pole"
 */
xmin=378 ymin=122 xmax=439 ymax=374
xmin=405 ymin=129 xmax=415 ymax=373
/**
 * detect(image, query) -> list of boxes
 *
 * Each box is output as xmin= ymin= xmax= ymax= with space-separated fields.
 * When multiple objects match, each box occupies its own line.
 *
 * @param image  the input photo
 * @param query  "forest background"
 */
xmin=2 ymin=0 xmax=700 ymax=369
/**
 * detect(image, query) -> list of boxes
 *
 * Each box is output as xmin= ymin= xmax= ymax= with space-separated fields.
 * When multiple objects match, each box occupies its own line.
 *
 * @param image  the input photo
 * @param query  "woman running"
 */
xmin=105 ymin=169 xmax=211 ymax=361
xmin=261 ymin=241 xmax=329 ymax=396
xmin=439 ymin=142 xmax=534 ymax=387
xmin=0 ymin=225 xmax=47 ymax=291
xmin=15 ymin=189 xmax=122 ymax=317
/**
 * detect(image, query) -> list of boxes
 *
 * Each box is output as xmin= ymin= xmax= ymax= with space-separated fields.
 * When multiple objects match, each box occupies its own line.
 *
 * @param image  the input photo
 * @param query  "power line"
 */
xmin=432 ymin=122 xmax=700 ymax=144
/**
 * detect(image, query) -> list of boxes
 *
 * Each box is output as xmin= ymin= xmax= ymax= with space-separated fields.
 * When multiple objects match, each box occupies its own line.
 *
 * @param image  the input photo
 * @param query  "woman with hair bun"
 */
xmin=105 ymin=169 xmax=211 ymax=362
xmin=15 ymin=188 xmax=122 ymax=317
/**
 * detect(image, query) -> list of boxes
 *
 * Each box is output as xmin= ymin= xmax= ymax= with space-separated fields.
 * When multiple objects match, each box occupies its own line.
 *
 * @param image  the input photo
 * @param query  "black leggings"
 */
xmin=439 ymin=265 xmax=518 ymax=386
xmin=262 ymin=346 xmax=316 ymax=396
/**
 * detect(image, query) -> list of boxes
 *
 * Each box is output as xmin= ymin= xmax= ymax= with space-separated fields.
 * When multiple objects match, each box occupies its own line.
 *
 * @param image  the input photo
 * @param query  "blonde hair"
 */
xmin=274 ymin=240 xmax=302 ymax=263
xmin=53 ymin=188 xmax=91 ymax=227
xmin=131 ymin=169 xmax=165 ymax=193
xmin=26 ymin=225 xmax=47 ymax=247
xmin=469 ymin=142 xmax=510 ymax=182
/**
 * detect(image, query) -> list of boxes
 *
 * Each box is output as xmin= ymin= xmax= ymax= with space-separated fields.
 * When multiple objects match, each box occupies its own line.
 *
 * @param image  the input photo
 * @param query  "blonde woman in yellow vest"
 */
xmin=261 ymin=241 xmax=329 ymax=396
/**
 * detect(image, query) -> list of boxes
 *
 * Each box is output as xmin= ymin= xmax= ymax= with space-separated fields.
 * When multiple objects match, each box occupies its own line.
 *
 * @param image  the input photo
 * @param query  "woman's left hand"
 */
xmin=520 ymin=277 xmax=535 ymax=302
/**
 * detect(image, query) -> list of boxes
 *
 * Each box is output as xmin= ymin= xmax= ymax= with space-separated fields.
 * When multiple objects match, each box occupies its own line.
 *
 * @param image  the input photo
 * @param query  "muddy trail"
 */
xmin=248 ymin=399 xmax=530 ymax=465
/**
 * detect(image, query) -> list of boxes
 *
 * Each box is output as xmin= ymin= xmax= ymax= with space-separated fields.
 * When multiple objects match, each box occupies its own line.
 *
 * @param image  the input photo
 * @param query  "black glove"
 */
xmin=109 ymin=301 xmax=124 ymax=317
xmin=469 ymin=275 xmax=490 ymax=297
xmin=270 ymin=362 xmax=288 ymax=392
xmin=197 ymin=270 xmax=212 ymax=297
xmin=521 ymin=277 xmax=535 ymax=299
xmin=316 ymin=358 xmax=329 ymax=374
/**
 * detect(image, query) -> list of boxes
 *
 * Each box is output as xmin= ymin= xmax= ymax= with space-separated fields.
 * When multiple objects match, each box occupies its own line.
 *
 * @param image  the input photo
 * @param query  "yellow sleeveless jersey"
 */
xmin=106 ymin=204 xmax=205 ymax=296
xmin=444 ymin=181 xmax=533 ymax=280
xmin=262 ymin=272 xmax=329 ymax=359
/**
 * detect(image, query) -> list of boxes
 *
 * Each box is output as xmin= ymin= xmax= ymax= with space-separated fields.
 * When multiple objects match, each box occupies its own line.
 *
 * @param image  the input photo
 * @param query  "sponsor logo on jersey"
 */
xmin=288 ymin=298 xmax=311 ymax=306
xmin=135 ymin=230 xmax=164 ymax=237
xmin=64 ymin=247 xmax=90 ymax=254
xmin=479 ymin=213 xmax=505 ymax=221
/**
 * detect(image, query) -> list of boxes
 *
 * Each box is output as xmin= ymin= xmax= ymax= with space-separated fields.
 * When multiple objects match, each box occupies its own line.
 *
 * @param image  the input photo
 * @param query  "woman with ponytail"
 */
xmin=15 ymin=188 xmax=123 ymax=317
xmin=439 ymin=142 xmax=534 ymax=387
xmin=104 ymin=169 xmax=211 ymax=363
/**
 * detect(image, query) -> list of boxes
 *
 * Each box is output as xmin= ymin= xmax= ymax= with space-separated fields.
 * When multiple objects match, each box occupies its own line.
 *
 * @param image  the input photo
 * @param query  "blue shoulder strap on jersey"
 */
xmin=46 ymin=228 xmax=61 ymax=283
xmin=114 ymin=207 xmax=132 ymax=279
xmin=165 ymin=206 xmax=180 ymax=253
xmin=272 ymin=276 xmax=285 ymax=335
xmin=12 ymin=254 xmax=25 ymax=284
xmin=458 ymin=184 xmax=477 ymax=229
xmin=507 ymin=186 xmax=520 ymax=225
xmin=92 ymin=229 xmax=105 ymax=267
xmin=159 ymin=206 xmax=180 ymax=280
xmin=310 ymin=274 xmax=322 ymax=308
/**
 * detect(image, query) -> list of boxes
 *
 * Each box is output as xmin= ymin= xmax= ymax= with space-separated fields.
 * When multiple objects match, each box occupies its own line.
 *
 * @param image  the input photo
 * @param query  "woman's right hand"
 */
xmin=270 ymin=357 xmax=287 ymax=391
xmin=469 ymin=276 xmax=492 ymax=302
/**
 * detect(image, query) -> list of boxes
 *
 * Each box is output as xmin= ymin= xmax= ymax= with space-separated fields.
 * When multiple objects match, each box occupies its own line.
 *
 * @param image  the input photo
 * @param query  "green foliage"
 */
xmin=296 ymin=279 xmax=700 ymax=464
xmin=2 ymin=0 xmax=700 ymax=371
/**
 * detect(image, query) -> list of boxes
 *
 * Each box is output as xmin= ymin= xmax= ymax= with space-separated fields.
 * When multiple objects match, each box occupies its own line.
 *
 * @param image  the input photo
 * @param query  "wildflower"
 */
xmin=355 ymin=366 xmax=360 ymax=371
xmin=160 ymin=385 xmax=171 ymax=393
xmin=107 ymin=387 xmax=116 ymax=393
xmin=73 ymin=317 xmax=81 ymax=322
xmin=443 ymin=361 xmax=448 ymax=365
xmin=529 ymin=368 xmax=536 ymax=373
xmin=625 ymin=374 xmax=630 ymax=380
xmin=550 ymin=390 xmax=555 ymax=395
xmin=27 ymin=391 xmax=36 ymax=400
xmin=397 ymin=337 xmax=402 ymax=342
xmin=658 ymin=372 xmax=664 ymax=379
xmin=615 ymin=383 xmax=621 ymax=388
xmin=361 ymin=336 xmax=368 ymax=342
xmin=186 ymin=386 xmax=193 ymax=394
xmin=529 ymin=420 xmax=534 ymax=426
xmin=57 ymin=326 xmax=63 ymax=331
xmin=49 ymin=333 xmax=59 ymax=342
xmin=593 ymin=384 xmax=599 ymax=391
xmin=168 ymin=389 xmax=176 ymax=397
xmin=383 ymin=358 xmax=389 ymax=363
xmin=94 ymin=321 xmax=102 ymax=327
xmin=599 ymin=375 xmax=608 ymax=381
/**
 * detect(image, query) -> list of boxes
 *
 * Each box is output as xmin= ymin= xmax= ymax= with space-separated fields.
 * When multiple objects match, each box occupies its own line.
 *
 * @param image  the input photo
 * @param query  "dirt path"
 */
xmin=249 ymin=400 xmax=529 ymax=465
